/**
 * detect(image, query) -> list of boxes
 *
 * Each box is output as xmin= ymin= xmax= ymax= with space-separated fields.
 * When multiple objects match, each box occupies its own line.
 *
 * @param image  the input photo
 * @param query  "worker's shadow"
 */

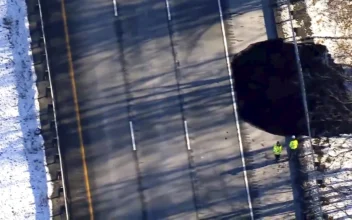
xmin=221 ymin=157 xmax=288 ymax=176
xmin=220 ymin=167 xmax=244 ymax=176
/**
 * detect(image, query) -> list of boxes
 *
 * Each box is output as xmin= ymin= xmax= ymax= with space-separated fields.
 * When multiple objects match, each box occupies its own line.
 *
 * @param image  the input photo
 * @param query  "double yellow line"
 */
xmin=60 ymin=0 xmax=94 ymax=219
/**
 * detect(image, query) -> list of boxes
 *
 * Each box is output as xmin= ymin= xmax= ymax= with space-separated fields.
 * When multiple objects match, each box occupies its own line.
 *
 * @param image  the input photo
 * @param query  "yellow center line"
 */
xmin=60 ymin=0 xmax=94 ymax=219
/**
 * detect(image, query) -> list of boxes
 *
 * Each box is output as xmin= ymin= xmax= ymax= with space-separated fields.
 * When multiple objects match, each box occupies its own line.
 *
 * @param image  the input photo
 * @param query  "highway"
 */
xmin=43 ymin=0 xmax=251 ymax=219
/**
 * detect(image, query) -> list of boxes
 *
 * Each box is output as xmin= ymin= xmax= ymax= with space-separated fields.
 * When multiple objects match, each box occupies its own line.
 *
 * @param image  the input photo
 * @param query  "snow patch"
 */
xmin=305 ymin=0 xmax=352 ymax=66
xmin=0 ymin=0 xmax=51 ymax=219
xmin=310 ymin=136 xmax=352 ymax=219
xmin=277 ymin=0 xmax=352 ymax=218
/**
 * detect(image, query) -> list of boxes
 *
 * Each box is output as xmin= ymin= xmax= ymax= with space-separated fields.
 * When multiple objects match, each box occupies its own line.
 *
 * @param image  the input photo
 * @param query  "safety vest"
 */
xmin=289 ymin=140 xmax=298 ymax=150
xmin=273 ymin=144 xmax=283 ymax=155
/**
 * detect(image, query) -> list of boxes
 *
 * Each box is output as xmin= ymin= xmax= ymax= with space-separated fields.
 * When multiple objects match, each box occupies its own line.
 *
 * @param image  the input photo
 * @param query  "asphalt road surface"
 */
xmin=43 ymin=0 xmax=251 ymax=219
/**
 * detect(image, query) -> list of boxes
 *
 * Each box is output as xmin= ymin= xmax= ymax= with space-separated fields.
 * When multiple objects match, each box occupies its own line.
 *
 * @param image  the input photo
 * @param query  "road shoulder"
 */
xmin=223 ymin=0 xmax=295 ymax=218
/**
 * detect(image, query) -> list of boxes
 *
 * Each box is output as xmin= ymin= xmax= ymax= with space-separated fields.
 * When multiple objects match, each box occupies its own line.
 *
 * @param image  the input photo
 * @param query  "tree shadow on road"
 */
xmin=33 ymin=0 xmax=300 ymax=219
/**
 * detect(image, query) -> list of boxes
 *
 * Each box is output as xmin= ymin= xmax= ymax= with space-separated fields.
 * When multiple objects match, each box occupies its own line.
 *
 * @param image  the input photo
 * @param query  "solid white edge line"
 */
xmin=165 ymin=0 xmax=171 ymax=21
xmin=37 ymin=0 xmax=69 ymax=219
xmin=217 ymin=1 xmax=254 ymax=219
xmin=129 ymin=121 xmax=137 ymax=151
xmin=113 ymin=0 xmax=118 ymax=16
xmin=184 ymin=120 xmax=191 ymax=150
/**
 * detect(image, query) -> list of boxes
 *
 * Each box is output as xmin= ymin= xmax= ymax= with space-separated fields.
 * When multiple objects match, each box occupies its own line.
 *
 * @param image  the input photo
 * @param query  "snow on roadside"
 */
xmin=309 ymin=136 xmax=352 ymax=219
xmin=0 ymin=0 xmax=52 ymax=219
xmin=276 ymin=3 xmax=298 ymax=40
xmin=305 ymin=0 xmax=352 ymax=67
xmin=277 ymin=0 xmax=352 ymax=218
xmin=279 ymin=0 xmax=352 ymax=67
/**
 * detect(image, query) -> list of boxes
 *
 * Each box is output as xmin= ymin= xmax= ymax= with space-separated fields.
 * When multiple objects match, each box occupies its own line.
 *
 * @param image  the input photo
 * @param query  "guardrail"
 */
xmin=274 ymin=1 xmax=324 ymax=219
xmin=35 ymin=0 xmax=70 ymax=219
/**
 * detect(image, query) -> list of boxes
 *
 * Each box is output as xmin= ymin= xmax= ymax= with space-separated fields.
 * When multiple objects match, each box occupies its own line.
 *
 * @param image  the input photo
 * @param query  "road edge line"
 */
xmin=60 ymin=0 xmax=94 ymax=219
xmin=217 ymin=0 xmax=254 ymax=219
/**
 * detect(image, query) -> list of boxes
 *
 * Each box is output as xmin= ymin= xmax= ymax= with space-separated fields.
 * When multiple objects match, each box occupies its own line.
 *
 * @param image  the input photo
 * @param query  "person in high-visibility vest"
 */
xmin=289 ymin=135 xmax=298 ymax=160
xmin=273 ymin=141 xmax=283 ymax=162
